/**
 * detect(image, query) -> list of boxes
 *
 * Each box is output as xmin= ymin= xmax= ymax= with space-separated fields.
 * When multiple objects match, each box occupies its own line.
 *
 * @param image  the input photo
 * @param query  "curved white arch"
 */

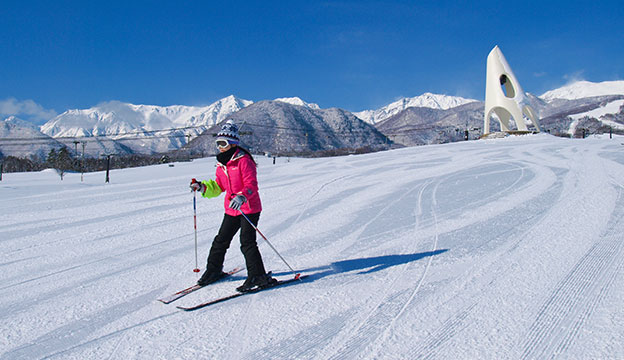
xmin=484 ymin=46 xmax=541 ymax=135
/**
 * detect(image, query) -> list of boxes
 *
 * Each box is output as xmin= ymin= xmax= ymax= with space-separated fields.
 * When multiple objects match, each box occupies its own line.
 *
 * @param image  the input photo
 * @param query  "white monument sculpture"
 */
xmin=484 ymin=46 xmax=540 ymax=135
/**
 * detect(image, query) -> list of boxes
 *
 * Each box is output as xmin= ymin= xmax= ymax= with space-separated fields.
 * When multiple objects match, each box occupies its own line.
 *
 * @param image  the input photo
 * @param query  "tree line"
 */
xmin=1 ymin=143 xmax=391 ymax=176
xmin=0 ymin=146 xmax=187 ymax=175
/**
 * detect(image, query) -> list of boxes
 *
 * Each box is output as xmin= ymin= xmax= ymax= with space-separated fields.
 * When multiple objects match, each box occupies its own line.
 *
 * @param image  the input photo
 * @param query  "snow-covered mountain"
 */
xmin=4 ymin=80 xmax=624 ymax=159
xmin=532 ymin=81 xmax=624 ymax=137
xmin=375 ymin=102 xmax=485 ymax=146
xmin=273 ymin=97 xmax=320 ymax=109
xmin=41 ymin=95 xmax=252 ymax=137
xmin=541 ymin=80 xmax=624 ymax=101
xmin=0 ymin=116 xmax=64 ymax=159
xmin=354 ymin=93 xmax=478 ymax=125
xmin=187 ymin=100 xmax=389 ymax=156
xmin=374 ymin=81 xmax=624 ymax=145
xmin=39 ymin=95 xmax=252 ymax=155
xmin=1 ymin=115 xmax=40 ymax=131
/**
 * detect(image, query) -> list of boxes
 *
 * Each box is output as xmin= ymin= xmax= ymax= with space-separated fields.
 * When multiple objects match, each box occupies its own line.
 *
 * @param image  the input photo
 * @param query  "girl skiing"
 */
xmin=190 ymin=120 xmax=276 ymax=292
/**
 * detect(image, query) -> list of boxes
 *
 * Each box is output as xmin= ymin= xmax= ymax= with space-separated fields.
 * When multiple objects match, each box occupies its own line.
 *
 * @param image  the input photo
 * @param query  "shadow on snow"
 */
xmin=274 ymin=249 xmax=449 ymax=282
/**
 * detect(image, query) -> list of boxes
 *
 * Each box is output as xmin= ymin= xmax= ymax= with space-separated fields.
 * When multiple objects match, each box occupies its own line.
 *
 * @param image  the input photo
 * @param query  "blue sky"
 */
xmin=1 ymin=0 xmax=622 ymax=124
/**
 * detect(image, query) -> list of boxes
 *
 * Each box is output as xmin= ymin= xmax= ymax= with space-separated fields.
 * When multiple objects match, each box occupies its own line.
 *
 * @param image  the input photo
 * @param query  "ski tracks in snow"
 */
xmin=3 ymin=137 xmax=624 ymax=359
xmin=322 ymin=180 xmax=440 ymax=360
xmin=245 ymin=145 xmax=547 ymax=359
xmin=405 ymin=141 xmax=624 ymax=360
xmin=247 ymin=176 xmax=444 ymax=360
xmin=348 ymin=140 xmax=622 ymax=359
xmin=520 ymin=153 xmax=624 ymax=359
xmin=360 ymin=180 xmax=442 ymax=359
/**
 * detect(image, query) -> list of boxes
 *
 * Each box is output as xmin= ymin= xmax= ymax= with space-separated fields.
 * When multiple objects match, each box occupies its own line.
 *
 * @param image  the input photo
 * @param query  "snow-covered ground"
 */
xmin=1 ymin=134 xmax=623 ymax=359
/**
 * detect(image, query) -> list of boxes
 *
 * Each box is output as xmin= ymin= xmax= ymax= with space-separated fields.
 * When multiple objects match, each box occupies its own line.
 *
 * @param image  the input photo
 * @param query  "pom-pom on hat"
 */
xmin=216 ymin=119 xmax=240 ymax=145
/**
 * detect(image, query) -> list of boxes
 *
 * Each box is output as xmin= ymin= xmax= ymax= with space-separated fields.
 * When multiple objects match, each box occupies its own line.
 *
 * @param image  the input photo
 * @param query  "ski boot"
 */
xmin=236 ymin=272 xmax=278 ymax=292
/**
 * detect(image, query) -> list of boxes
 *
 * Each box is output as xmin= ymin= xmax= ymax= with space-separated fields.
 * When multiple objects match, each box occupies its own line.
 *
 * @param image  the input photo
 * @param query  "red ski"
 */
xmin=158 ymin=267 xmax=243 ymax=304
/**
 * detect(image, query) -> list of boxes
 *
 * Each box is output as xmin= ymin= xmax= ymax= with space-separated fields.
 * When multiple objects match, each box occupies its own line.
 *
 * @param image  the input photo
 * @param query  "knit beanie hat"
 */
xmin=216 ymin=119 xmax=240 ymax=145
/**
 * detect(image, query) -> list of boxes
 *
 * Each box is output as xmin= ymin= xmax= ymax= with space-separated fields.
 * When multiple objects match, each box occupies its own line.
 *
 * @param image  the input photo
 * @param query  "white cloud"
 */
xmin=0 ymin=97 xmax=57 ymax=124
xmin=563 ymin=70 xmax=586 ymax=84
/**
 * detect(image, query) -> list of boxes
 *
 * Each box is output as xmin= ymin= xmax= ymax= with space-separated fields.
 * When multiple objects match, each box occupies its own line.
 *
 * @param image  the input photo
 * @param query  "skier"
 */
xmin=190 ymin=120 xmax=277 ymax=292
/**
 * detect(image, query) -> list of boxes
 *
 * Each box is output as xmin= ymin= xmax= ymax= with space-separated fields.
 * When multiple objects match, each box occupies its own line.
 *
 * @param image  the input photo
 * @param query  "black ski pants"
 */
xmin=206 ymin=212 xmax=267 ymax=278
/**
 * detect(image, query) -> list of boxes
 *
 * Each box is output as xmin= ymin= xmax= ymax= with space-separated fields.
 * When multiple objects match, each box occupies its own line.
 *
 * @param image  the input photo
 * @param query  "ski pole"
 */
xmin=192 ymin=189 xmax=200 ymax=273
xmin=238 ymin=210 xmax=301 ymax=280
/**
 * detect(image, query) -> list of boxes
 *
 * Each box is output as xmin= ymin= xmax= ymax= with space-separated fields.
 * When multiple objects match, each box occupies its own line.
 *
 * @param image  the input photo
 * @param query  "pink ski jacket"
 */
xmin=201 ymin=149 xmax=262 ymax=216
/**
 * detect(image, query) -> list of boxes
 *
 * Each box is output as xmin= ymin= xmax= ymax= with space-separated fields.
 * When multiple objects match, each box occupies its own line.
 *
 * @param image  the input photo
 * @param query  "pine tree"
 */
xmin=56 ymin=147 xmax=72 ymax=170
xmin=46 ymin=149 xmax=57 ymax=166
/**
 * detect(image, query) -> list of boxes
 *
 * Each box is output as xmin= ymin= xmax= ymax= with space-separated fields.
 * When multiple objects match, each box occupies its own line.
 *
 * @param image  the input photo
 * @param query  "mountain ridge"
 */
xmin=353 ymin=92 xmax=478 ymax=124
xmin=541 ymin=80 xmax=624 ymax=101
xmin=2 ymin=80 xmax=624 ymax=159
xmin=186 ymin=100 xmax=389 ymax=156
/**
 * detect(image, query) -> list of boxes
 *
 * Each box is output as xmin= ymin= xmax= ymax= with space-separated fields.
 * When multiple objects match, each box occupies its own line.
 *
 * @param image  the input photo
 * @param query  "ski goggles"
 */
xmin=216 ymin=139 xmax=231 ymax=148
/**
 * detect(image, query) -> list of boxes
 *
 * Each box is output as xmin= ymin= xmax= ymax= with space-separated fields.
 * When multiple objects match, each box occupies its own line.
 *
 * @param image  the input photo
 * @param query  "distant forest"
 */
xmin=0 ymin=144 xmax=384 ymax=175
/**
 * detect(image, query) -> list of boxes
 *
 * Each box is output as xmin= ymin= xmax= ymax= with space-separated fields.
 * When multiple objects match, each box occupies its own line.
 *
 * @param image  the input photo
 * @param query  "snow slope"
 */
xmin=566 ymin=99 xmax=624 ymax=135
xmin=1 ymin=134 xmax=623 ymax=359
xmin=541 ymin=80 xmax=624 ymax=101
